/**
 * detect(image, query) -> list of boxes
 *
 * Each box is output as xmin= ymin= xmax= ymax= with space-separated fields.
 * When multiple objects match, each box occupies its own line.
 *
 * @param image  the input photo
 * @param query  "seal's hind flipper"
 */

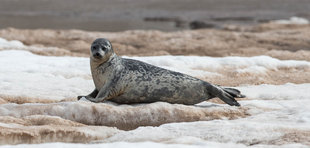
xmin=217 ymin=90 xmax=241 ymax=106
xmin=223 ymin=88 xmax=246 ymax=98
xmin=207 ymin=84 xmax=242 ymax=106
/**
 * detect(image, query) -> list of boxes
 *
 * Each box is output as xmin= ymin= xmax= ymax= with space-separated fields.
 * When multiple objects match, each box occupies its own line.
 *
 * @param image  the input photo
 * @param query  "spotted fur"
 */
xmin=78 ymin=38 xmax=244 ymax=106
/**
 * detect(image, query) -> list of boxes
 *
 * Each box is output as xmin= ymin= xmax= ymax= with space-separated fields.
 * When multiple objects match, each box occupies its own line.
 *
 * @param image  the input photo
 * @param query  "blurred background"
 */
xmin=1 ymin=0 xmax=310 ymax=31
xmin=0 ymin=0 xmax=309 ymax=59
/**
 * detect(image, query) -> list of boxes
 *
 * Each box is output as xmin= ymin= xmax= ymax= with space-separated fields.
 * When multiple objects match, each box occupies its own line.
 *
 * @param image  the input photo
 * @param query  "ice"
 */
xmin=0 ymin=101 xmax=247 ymax=130
xmin=127 ymin=55 xmax=310 ymax=74
xmin=0 ymin=50 xmax=93 ymax=100
xmin=273 ymin=16 xmax=309 ymax=25
xmin=237 ymin=83 xmax=310 ymax=100
xmin=0 ymin=83 xmax=309 ymax=145
xmin=0 ymin=141 xmax=308 ymax=148
xmin=0 ymin=38 xmax=25 ymax=49
xmin=0 ymin=37 xmax=74 ymax=56
xmin=0 ymin=43 xmax=310 ymax=147
xmin=1 ymin=50 xmax=309 ymax=100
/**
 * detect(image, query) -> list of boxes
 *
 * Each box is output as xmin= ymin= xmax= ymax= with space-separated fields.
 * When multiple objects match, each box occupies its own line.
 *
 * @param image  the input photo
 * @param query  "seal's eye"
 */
xmin=92 ymin=46 xmax=97 ymax=50
xmin=102 ymin=45 xmax=110 ymax=51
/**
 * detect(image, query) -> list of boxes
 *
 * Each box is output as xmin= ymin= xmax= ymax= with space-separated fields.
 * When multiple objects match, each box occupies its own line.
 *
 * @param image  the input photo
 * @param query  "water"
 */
xmin=0 ymin=0 xmax=310 ymax=31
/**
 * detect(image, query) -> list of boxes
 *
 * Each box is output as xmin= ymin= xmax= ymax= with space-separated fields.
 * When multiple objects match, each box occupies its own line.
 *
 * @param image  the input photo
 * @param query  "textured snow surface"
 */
xmin=1 ymin=50 xmax=310 ymax=100
xmin=1 ymin=142 xmax=308 ymax=148
xmin=0 ymin=38 xmax=25 ymax=49
xmin=0 ymin=41 xmax=309 ymax=147
xmin=0 ymin=50 xmax=92 ymax=100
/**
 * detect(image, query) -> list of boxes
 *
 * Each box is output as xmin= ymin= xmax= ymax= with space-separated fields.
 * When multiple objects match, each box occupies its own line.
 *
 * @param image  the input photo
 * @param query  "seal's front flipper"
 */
xmin=77 ymin=89 xmax=99 ymax=101
xmin=78 ymin=96 xmax=92 ymax=102
xmin=77 ymin=96 xmax=84 ymax=100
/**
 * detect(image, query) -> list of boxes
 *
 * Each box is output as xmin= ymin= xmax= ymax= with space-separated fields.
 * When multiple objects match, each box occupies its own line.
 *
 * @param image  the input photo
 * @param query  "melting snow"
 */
xmin=1 ymin=142 xmax=308 ymax=148
xmin=0 ymin=38 xmax=309 ymax=147
xmin=1 ymin=50 xmax=310 ymax=100
xmin=273 ymin=16 xmax=309 ymax=25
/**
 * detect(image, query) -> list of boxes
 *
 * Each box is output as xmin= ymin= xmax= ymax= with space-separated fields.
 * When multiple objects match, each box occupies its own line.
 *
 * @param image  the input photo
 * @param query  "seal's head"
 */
xmin=90 ymin=38 xmax=114 ymax=62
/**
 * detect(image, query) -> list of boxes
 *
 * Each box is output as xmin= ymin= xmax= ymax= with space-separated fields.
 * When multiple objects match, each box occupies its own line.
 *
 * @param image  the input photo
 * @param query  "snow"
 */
xmin=238 ymin=83 xmax=310 ymax=100
xmin=0 ymin=37 xmax=73 ymax=56
xmin=127 ymin=55 xmax=310 ymax=76
xmin=0 ymin=38 xmax=25 ymax=49
xmin=0 ymin=39 xmax=309 ymax=147
xmin=273 ymin=16 xmax=309 ymax=25
xmin=0 ymin=101 xmax=245 ymax=130
xmin=1 ymin=50 xmax=310 ymax=100
xmin=1 ymin=142 xmax=308 ymax=148
xmin=0 ymin=50 xmax=92 ymax=100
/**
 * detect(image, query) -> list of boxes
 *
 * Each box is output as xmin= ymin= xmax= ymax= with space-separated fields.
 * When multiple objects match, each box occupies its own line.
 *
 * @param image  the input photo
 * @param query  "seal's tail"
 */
xmin=208 ymin=84 xmax=245 ymax=106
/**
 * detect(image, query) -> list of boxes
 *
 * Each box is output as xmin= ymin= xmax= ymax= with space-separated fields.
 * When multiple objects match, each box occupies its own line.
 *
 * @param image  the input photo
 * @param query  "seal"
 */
xmin=78 ymin=38 xmax=245 ymax=106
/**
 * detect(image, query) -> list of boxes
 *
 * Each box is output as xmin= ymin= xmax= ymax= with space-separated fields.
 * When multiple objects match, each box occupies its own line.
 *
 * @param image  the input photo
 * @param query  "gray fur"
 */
xmin=78 ymin=38 xmax=244 ymax=106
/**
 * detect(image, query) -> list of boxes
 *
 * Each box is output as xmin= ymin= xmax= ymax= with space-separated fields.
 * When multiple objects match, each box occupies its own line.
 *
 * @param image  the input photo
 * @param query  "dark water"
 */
xmin=0 ymin=0 xmax=310 ymax=32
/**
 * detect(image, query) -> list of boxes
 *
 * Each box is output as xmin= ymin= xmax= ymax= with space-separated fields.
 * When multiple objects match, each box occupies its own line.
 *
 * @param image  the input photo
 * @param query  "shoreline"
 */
xmin=1 ymin=0 xmax=310 ymax=32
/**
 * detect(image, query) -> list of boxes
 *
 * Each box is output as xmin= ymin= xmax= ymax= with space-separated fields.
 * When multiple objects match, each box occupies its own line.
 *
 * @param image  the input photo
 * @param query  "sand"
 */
xmin=1 ymin=23 xmax=310 ymax=61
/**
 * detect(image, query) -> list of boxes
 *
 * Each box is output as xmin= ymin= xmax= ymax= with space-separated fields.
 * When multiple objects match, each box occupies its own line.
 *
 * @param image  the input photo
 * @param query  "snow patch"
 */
xmin=0 ymin=101 xmax=247 ymax=130
xmin=0 ymin=50 xmax=92 ymax=100
xmin=238 ymin=83 xmax=310 ymax=100
xmin=3 ymin=142 xmax=307 ymax=148
xmin=273 ymin=17 xmax=309 ymax=25
xmin=0 ymin=38 xmax=25 ymax=49
xmin=1 ymin=50 xmax=310 ymax=100
xmin=129 ymin=55 xmax=310 ymax=73
xmin=0 ymin=47 xmax=310 ymax=146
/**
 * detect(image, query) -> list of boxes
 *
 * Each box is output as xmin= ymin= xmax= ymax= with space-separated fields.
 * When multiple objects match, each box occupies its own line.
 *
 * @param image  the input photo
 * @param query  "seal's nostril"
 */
xmin=93 ymin=52 xmax=102 ymax=58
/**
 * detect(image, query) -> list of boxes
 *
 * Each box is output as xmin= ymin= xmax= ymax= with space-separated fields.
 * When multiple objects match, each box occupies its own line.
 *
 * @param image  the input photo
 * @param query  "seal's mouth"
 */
xmin=93 ymin=52 xmax=103 ymax=59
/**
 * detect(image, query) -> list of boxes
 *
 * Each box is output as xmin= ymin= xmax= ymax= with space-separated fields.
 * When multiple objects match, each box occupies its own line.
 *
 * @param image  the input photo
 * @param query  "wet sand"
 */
xmin=1 ymin=23 xmax=310 ymax=61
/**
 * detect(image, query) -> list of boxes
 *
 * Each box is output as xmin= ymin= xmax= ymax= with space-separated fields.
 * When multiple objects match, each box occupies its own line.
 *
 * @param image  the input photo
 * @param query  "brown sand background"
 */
xmin=1 ymin=23 xmax=310 ymax=60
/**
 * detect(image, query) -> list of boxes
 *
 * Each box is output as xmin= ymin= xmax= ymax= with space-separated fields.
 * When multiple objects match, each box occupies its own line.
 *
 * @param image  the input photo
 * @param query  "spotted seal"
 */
xmin=78 ymin=38 xmax=244 ymax=106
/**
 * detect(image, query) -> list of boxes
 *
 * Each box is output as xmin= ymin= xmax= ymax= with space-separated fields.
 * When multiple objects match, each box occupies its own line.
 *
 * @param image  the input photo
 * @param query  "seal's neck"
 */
xmin=90 ymin=53 xmax=119 ymax=69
